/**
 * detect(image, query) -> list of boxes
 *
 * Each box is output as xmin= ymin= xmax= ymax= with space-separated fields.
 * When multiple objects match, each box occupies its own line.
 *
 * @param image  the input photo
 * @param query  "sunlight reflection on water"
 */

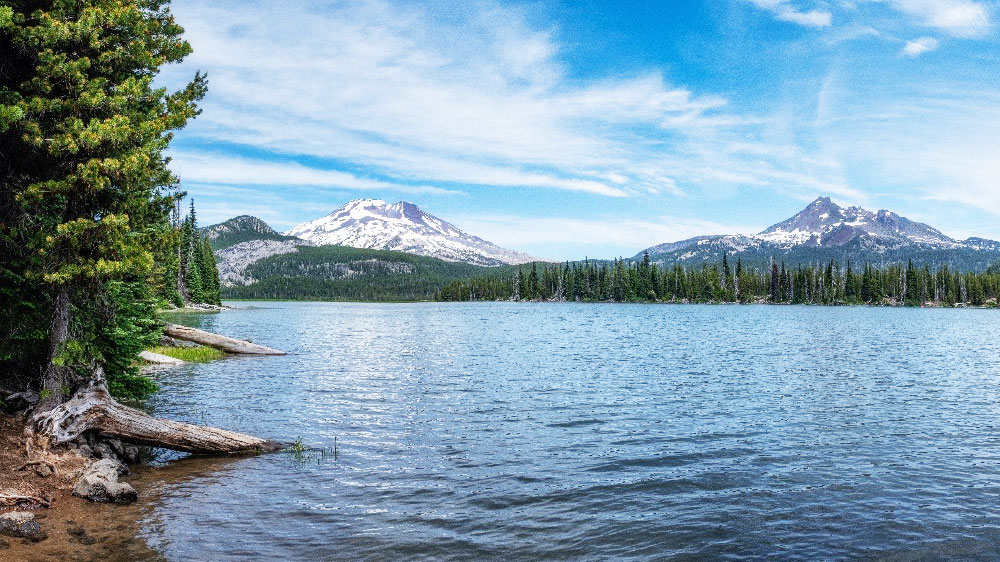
xmin=141 ymin=302 xmax=1000 ymax=561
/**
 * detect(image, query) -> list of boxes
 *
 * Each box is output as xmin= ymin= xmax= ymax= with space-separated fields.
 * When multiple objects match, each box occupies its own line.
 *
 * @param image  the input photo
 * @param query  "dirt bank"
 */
xmin=0 ymin=414 xmax=160 ymax=561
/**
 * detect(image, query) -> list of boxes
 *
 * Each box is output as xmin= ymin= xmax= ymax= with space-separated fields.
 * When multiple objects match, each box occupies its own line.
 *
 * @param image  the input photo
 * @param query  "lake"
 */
xmin=136 ymin=301 xmax=1000 ymax=561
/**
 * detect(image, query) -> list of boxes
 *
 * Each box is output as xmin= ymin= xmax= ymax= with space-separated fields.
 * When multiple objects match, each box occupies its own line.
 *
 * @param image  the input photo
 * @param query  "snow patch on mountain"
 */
xmin=286 ymin=199 xmax=539 ymax=266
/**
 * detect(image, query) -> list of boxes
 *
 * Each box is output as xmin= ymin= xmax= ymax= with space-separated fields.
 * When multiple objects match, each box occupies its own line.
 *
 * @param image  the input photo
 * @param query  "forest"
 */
xmin=222 ymin=245 xmax=488 ymax=301
xmin=162 ymin=201 xmax=222 ymax=308
xmin=437 ymin=253 xmax=1000 ymax=307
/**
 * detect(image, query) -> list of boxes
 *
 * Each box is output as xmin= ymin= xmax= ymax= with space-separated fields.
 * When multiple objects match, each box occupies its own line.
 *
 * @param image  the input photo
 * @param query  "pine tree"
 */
xmin=199 ymin=237 xmax=221 ymax=305
xmin=769 ymin=260 xmax=780 ymax=302
xmin=905 ymin=259 xmax=919 ymax=305
xmin=0 ymin=0 xmax=205 ymax=406
xmin=185 ymin=236 xmax=204 ymax=304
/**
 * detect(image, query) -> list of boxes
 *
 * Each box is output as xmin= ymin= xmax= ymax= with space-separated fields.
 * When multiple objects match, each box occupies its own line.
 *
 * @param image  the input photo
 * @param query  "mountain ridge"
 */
xmin=203 ymin=215 xmax=299 ymax=251
xmin=637 ymin=197 xmax=1000 ymax=270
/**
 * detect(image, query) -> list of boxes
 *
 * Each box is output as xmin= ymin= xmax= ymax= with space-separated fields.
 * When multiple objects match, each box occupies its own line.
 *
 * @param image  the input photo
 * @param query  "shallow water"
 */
xmin=140 ymin=302 xmax=1000 ymax=560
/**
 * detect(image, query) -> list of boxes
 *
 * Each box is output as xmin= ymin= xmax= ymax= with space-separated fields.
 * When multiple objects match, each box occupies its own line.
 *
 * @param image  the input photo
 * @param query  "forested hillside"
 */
xmin=223 ymin=245 xmax=489 ymax=301
xmin=202 ymin=215 xmax=298 ymax=251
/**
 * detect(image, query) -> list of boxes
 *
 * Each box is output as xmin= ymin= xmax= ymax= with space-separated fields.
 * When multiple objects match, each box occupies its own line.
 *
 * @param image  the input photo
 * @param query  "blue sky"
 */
xmin=160 ymin=0 xmax=1000 ymax=260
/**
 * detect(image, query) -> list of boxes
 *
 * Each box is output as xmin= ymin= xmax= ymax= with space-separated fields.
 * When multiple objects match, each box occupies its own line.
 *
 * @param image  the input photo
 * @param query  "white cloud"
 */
xmin=746 ymin=0 xmax=833 ymax=27
xmin=884 ymin=0 xmax=991 ymax=38
xmin=160 ymin=0 xmax=849 ymax=205
xmin=169 ymin=152 xmax=463 ymax=196
xmin=812 ymin=84 xmax=1000 ymax=220
xmin=901 ymin=36 xmax=939 ymax=56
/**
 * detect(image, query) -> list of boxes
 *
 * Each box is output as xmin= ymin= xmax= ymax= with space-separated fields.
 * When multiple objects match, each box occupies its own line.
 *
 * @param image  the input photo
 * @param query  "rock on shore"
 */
xmin=72 ymin=459 xmax=137 ymax=504
xmin=0 ymin=511 xmax=47 ymax=542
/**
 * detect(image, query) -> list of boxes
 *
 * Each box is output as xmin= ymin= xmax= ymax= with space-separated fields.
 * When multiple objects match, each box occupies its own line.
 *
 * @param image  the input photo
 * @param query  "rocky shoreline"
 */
xmin=0 ymin=412 xmax=160 ymax=561
xmin=0 ymin=316 xmax=287 ymax=559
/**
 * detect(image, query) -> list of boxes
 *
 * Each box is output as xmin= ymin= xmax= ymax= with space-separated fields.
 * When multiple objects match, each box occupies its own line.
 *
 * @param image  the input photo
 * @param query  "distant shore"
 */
xmin=219 ymin=297 xmax=999 ymax=309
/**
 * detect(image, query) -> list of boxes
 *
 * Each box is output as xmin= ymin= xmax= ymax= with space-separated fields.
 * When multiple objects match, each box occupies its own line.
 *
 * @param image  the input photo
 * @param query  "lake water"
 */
xmin=137 ymin=302 xmax=1000 ymax=561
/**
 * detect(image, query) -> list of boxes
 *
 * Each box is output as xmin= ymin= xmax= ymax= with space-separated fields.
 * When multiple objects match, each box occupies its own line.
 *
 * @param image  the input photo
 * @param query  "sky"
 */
xmin=160 ymin=0 xmax=1000 ymax=260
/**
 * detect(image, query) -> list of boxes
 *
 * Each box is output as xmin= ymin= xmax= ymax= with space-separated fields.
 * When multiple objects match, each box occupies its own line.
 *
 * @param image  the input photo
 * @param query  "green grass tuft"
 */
xmin=147 ymin=345 xmax=224 ymax=362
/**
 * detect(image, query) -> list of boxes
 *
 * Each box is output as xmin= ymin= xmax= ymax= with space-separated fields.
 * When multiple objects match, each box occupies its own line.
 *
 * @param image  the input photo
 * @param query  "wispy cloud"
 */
xmin=813 ymin=83 xmax=1000 ymax=221
xmin=159 ymin=0 xmax=1000 ymax=256
xmin=884 ymin=0 xmax=992 ymax=38
xmin=169 ymin=152 xmax=463 ymax=196
xmin=748 ymin=0 xmax=992 ymax=40
xmin=901 ymin=36 xmax=939 ymax=55
xmin=745 ymin=0 xmax=833 ymax=27
xmin=162 ymin=0 xmax=852 ymax=205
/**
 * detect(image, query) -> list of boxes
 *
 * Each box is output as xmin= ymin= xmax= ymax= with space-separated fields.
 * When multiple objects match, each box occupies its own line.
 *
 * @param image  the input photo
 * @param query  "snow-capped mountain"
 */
xmin=756 ymin=197 xmax=956 ymax=248
xmin=638 ymin=197 xmax=1000 ymax=270
xmin=286 ymin=199 xmax=539 ymax=266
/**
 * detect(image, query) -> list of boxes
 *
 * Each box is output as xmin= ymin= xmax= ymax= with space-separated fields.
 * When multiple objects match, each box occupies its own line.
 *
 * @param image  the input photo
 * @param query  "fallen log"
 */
xmin=31 ymin=368 xmax=286 ymax=455
xmin=138 ymin=350 xmax=185 ymax=365
xmin=163 ymin=323 xmax=286 ymax=355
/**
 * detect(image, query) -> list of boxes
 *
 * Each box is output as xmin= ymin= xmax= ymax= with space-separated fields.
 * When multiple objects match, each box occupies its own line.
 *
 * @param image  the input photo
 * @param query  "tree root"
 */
xmin=16 ymin=460 xmax=58 ymax=477
xmin=0 ymin=493 xmax=52 ymax=509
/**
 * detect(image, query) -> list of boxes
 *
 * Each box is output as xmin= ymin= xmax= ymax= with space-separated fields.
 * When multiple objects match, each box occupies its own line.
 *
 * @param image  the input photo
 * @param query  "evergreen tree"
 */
xmin=199 ymin=237 xmax=221 ymax=305
xmin=0 ymin=0 xmax=205 ymax=405
xmin=529 ymin=262 xmax=540 ymax=300
xmin=769 ymin=261 xmax=780 ymax=302
xmin=184 ymin=228 xmax=204 ymax=303
xmin=905 ymin=259 xmax=920 ymax=306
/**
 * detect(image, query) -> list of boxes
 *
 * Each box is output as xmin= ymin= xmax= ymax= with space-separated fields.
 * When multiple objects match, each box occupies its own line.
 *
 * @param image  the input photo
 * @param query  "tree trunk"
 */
xmin=36 ymin=287 xmax=76 ymax=413
xmin=163 ymin=323 xmax=286 ymax=355
xmin=31 ymin=368 xmax=285 ymax=455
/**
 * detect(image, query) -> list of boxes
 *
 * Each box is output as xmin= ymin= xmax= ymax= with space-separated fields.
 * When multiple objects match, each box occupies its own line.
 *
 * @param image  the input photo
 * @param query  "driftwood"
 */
xmin=32 ymin=368 xmax=285 ymax=455
xmin=138 ymin=350 xmax=184 ymax=365
xmin=163 ymin=324 xmax=286 ymax=355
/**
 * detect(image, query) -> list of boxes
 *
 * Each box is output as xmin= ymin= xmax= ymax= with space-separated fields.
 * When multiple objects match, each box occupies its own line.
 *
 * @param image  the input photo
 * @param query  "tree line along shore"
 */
xmin=437 ymin=253 xmax=1000 ymax=307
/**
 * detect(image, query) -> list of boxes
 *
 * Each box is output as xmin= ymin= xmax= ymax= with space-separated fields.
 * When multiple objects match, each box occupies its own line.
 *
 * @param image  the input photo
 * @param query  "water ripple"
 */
xmin=143 ymin=302 xmax=1000 ymax=561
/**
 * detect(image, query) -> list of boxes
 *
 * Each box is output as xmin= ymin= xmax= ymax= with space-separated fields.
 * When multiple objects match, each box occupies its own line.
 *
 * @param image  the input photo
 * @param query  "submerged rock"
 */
xmin=68 ymin=526 xmax=97 ymax=545
xmin=72 ymin=459 xmax=137 ymax=504
xmin=0 ymin=511 xmax=47 ymax=542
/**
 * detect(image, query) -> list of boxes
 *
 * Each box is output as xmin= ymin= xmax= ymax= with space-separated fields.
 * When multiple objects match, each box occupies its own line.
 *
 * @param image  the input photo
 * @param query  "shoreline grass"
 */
xmin=147 ymin=345 xmax=224 ymax=363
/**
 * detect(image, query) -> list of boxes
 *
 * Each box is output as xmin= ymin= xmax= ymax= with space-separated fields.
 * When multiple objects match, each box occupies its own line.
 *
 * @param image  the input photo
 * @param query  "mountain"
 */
xmin=756 ymin=197 xmax=955 ymax=248
xmin=286 ymin=199 xmax=539 ymax=267
xmin=638 ymin=197 xmax=1000 ymax=271
xmin=202 ymin=215 xmax=299 ymax=251
xmin=200 ymin=209 xmax=528 ymax=299
xmin=201 ymin=215 xmax=311 ymax=286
